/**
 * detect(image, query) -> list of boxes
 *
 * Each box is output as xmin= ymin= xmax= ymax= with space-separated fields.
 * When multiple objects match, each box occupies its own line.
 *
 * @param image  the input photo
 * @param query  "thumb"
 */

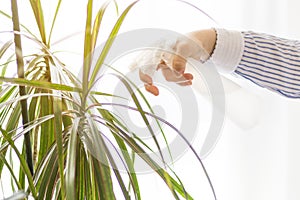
xmin=172 ymin=54 xmax=187 ymax=74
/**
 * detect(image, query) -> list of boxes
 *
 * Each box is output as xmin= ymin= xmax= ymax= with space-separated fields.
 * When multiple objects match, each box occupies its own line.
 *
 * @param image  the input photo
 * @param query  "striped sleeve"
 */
xmin=234 ymin=31 xmax=300 ymax=98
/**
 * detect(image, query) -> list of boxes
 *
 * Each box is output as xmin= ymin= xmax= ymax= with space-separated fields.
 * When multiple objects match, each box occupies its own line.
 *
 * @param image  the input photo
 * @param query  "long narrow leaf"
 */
xmin=0 ymin=128 xmax=37 ymax=198
xmin=0 ymin=77 xmax=82 ymax=93
xmin=92 ymin=122 xmax=132 ymax=200
xmin=105 ymin=66 xmax=173 ymax=160
xmin=47 ymin=0 xmax=62 ymax=46
xmin=82 ymin=0 xmax=94 ymax=105
xmin=0 ymin=10 xmax=37 ymax=38
xmin=52 ymin=76 xmax=65 ymax=198
xmin=106 ymin=121 xmax=184 ymax=199
xmin=11 ymin=0 xmax=34 ymax=175
xmin=18 ymin=146 xmax=26 ymax=189
xmin=91 ymin=1 xmax=111 ymax=50
xmin=86 ymin=108 xmax=186 ymax=199
xmin=86 ymin=117 xmax=115 ymax=200
xmin=65 ymin=118 xmax=79 ymax=199
xmin=0 ymin=115 xmax=54 ymax=153
xmin=111 ymin=132 xmax=141 ymax=200
xmin=29 ymin=0 xmax=47 ymax=44
xmin=92 ymin=108 xmax=142 ymax=199
xmin=108 ymin=73 xmax=166 ymax=165
xmin=88 ymin=1 xmax=139 ymax=87
xmin=0 ymin=153 xmax=22 ymax=190
xmin=35 ymin=145 xmax=59 ymax=200
xmin=0 ymin=41 xmax=13 ymax=59
xmin=100 ymin=102 xmax=217 ymax=199
xmin=76 ymin=142 xmax=85 ymax=199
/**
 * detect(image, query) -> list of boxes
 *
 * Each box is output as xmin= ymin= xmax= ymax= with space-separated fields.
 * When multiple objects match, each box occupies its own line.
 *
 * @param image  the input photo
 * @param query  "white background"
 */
xmin=1 ymin=0 xmax=300 ymax=199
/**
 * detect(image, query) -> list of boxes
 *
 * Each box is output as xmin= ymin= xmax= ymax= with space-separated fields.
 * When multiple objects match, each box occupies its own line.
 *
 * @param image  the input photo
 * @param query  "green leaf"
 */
xmin=0 ymin=153 xmax=22 ymax=190
xmin=107 ymin=67 xmax=173 ymax=162
xmin=88 ymin=0 xmax=139 ymax=88
xmin=95 ymin=108 xmax=141 ymax=199
xmin=0 ymin=10 xmax=37 ymax=38
xmin=112 ymin=74 xmax=166 ymax=163
xmin=91 ymin=1 xmax=111 ymax=50
xmin=82 ymin=0 xmax=94 ymax=103
xmin=111 ymin=123 xmax=189 ymax=199
xmin=0 ymin=77 xmax=82 ymax=93
xmin=65 ymin=118 xmax=79 ymax=199
xmin=0 ymin=1 xmax=217 ymax=199
xmin=11 ymin=0 xmax=34 ymax=175
xmin=52 ymin=91 xmax=65 ymax=198
xmin=47 ymin=0 xmax=62 ymax=46
xmin=0 ymin=40 xmax=13 ymax=59
xmin=17 ymin=146 xmax=25 ymax=189
xmin=76 ymin=143 xmax=85 ymax=199
xmin=0 ymin=127 xmax=37 ymax=198
xmin=37 ymin=90 xmax=54 ymax=162
xmin=0 ymin=86 xmax=17 ymax=104
xmin=35 ymin=144 xmax=59 ymax=200
xmin=112 ymin=133 xmax=141 ymax=200
xmin=29 ymin=0 xmax=47 ymax=44
xmin=86 ymin=117 xmax=116 ymax=200
xmin=98 ymin=131 xmax=131 ymax=200
xmin=0 ymin=114 xmax=55 ymax=154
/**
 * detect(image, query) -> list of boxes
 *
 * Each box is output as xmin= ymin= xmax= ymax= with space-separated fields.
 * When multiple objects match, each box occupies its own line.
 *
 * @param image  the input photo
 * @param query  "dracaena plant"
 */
xmin=0 ymin=0 xmax=216 ymax=199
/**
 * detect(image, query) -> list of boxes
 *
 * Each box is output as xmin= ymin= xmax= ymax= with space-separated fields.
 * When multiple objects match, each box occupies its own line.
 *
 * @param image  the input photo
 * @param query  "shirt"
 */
xmin=210 ymin=28 xmax=300 ymax=98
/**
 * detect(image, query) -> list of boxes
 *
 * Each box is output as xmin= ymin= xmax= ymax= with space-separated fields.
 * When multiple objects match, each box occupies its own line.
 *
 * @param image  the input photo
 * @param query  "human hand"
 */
xmin=131 ymin=29 xmax=216 ymax=96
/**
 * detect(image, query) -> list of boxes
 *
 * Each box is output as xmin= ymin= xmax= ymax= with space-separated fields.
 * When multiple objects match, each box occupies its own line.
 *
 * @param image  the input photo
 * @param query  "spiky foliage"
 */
xmin=0 ymin=0 xmax=215 ymax=199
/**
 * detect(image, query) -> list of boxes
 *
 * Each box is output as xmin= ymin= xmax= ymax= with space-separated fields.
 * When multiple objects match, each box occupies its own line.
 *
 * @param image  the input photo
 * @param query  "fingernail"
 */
xmin=145 ymin=84 xmax=159 ymax=96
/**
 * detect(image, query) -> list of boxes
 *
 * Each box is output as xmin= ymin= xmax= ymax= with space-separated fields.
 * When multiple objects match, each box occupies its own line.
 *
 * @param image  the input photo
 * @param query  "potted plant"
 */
xmin=0 ymin=0 xmax=215 ymax=199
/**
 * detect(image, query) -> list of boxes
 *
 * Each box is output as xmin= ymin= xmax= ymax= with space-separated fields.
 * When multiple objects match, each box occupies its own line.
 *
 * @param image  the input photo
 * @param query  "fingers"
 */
xmin=139 ymin=70 xmax=152 ymax=85
xmin=179 ymin=73 xmax=193 ymax=86
xmin=138 ymin=36 xmax=198 ymax=96
xmin=139 ymin=70 xmax=159 ymax=96
xmin=145 ymin=84 xmax=159 ymax=96
xmin=139 ymin=63 xmax=193 ymax=96
xmin=158 ymin=63 xmax=193 ymax=86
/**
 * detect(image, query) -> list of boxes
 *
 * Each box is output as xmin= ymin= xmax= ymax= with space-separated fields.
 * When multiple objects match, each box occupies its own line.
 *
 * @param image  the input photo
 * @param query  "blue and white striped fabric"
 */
xmin=235 ymin=31 xmax=300 ymax=98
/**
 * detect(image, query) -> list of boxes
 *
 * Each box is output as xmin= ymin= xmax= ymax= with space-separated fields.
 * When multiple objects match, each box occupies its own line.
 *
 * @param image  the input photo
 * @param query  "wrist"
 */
xmin=188 ymin=29 xmax=217 ymax=58
xmin=210 ymin=28 xmax=244 ymax=73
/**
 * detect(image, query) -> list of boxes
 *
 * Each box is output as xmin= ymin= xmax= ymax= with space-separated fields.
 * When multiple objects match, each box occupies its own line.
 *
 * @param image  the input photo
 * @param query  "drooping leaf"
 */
xmin=0 ymin=127 xmax=37 ymax=198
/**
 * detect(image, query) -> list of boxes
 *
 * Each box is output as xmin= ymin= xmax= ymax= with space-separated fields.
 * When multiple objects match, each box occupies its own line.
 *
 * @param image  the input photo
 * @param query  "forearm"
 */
xmin=234 ymin=31 xmax=300 ymax=98
xmin=193 ymin=28 xmax=300 ymax=98
xmin=189 ymin=28 xmax=244 ymax=73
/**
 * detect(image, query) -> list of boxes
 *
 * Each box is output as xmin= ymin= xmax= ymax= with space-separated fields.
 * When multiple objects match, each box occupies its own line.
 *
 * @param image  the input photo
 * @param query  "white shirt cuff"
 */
xmin=209 ymin=28 xmax=244 ymax=74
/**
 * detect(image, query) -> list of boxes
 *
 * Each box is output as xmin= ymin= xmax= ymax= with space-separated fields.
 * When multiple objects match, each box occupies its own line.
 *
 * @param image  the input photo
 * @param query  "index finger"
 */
xmin=139 ymin=69 xmax=159 ymax=96
xmin=139 ymin=69 xmax=153 ymax=85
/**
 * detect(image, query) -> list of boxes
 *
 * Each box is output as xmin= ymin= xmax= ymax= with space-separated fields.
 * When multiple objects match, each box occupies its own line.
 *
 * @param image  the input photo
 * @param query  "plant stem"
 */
xmin=11 ymin=0 xmax=34 ymax=175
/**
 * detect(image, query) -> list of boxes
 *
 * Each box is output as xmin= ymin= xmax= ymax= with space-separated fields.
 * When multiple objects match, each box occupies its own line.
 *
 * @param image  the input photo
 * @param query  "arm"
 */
xmin=139 ymin=28 xmax=300 ymax=98
xmin=200 ymin=28 xmax=300 ymax=98
xmin=139 ymin=29 xmax=217 ymax=96
xmin=234 ymin=31 xmax=300 ymax=98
